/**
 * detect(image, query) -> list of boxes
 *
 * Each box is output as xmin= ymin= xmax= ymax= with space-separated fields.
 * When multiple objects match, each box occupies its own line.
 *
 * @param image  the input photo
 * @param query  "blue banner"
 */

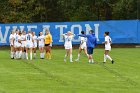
xmin=0 ymin=20 xmax=140 ymax=46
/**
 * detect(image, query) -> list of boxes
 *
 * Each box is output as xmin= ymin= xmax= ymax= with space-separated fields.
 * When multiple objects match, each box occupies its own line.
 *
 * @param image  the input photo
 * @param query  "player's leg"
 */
xmin=30 ymin=47 xmax=33 ymax=60
xmin=26 ymin=47 xmax=29 ymax=60
xmin=64 ymin=49 xmax=69 ymax=62
xmin=10 ymin=45 xmax=14 ymax=59
xmin=33 ymin=47 xmax=37 ymax=59
xmin=75 ymin=47 xmax=82 ymax=61
xmin=45 ymin=46 xmax=49 ymax=59
xmin=48 ymin=46 xmax=51 ymax=59
xmin=105 ymin=50 xmax=114 ymax=64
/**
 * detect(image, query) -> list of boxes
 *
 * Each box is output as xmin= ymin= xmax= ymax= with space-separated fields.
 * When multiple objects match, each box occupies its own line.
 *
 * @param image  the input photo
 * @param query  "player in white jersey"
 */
xmin=9 ymin=30 xmax=15 ymax=59
xmin=38 ymin=32 xmax=45 ymax=59
xmin=75 ymin=31 xmax=88 ymax=61
xmin=61 ymin=31 xmax=75 ymax=62
xmin=13 ymin=30 xmax=22 ymax=59
xmin=25 ymin=31 xmax=33 ymax=60
xmin=21 ymin=31 xmax=26 ymax=59
xmin=32 ymin=32 xmax=38 ymax=59
xmin=102 ymin=32 xmax=114 ymax=64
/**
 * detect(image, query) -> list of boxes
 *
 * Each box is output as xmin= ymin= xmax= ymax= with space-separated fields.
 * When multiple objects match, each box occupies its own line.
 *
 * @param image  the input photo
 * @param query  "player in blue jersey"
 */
xmin=78 ymin=30 xmax=97 ymax=63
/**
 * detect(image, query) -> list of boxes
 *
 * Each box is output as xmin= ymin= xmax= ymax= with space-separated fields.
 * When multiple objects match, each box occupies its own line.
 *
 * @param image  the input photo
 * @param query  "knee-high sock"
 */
xmin=11 ymin=52 xmax=14 ymax=58
xmin=64 ymin=54 xmax=67 ymax=59
xmin=42 ymin=53 xmax=44 ymax=58
xmin=30 ymin=52 xmax=32 ymax=60
xmin=106 ymin=55 xmax=112 ymax=61
xmin=19 ymin=51 xmax=22 ymax=58
xmin=77 ymin=53 xmax=80 ymax=60
xmin=40 ymin=53 xmax=42 ymax=58
xmin=104 ymin=54 xmax=107 ymax=62
xmin=26 ymin=53 xmax=28 ymax=59
xmin=48 ymin=53 xmax=51 ymax=59
xmin=16 ymin=51 xmax=18 ymax=59
xmin=70 ymin=54 xmax=72 ymax=61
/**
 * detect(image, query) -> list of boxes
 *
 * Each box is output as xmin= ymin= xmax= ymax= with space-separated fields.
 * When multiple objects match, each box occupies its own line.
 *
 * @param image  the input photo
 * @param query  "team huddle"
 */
xmin=9 ymin=29 xmax=114 ymax=64
xmin=9 ymin=30 xmax=52 ymax=60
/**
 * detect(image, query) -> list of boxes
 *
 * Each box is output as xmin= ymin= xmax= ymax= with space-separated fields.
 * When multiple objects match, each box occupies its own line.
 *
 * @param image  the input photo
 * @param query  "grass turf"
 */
xmin=0 ymin=48 xmax=139 ymax=93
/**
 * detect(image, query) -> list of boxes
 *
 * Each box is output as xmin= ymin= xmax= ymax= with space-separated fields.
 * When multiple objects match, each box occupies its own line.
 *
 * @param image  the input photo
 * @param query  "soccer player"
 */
xmin=38 ymin=32 xmax=45 ymax=59
xmin=75 ymin=31 xmax=88 ymax=61
xmin=102 ymin=32 xmax=114 ymax=64
xmin=9 ymin=30 xmax=15 ymax=59
xmin=13 ymin=30 xmax=22 ymax=59
xmin=78 ymin=30 xmax=97 ymax=63
xmin=62 ymin=31 xmax=75 ymax=62
xmin=21 ymin=31 xmax=26 ymax=59
xmin=44 ymin=30 xmax=52 ymax=59
xmin=25 ymin=31 xmax=33 ymax=60
xmin=32 ymin=32 xmax=37 ymax=59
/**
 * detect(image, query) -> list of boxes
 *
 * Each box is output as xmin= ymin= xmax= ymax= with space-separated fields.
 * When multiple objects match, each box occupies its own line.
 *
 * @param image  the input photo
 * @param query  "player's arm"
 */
xmin=78 ymin=34 xmax=89 ymax=38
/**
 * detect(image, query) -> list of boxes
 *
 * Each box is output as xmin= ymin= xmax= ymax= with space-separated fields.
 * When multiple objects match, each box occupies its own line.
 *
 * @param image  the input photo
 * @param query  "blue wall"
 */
xmin=0 ymin=20 xmax=140 ymax=46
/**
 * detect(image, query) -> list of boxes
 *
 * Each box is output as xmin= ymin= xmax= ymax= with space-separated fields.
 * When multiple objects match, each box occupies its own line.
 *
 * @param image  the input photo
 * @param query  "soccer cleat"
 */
xmin=111 ymin=60 xmax=114 ymax=64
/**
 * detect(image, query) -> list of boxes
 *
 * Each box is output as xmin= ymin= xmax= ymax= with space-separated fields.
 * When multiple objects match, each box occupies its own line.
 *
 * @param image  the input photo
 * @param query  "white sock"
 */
xmin=106 ymin=55 xmax=112 ymax=61
xmin=11 ymin=52 xmax=13 ymax=58
xmin=86 ymin=54 xmax=89 ymax=57
xmin=70 ymin=54 xmax=73 ymax=61
xmin=26 ymin=53 xmax=28 ymax=59
xmin=19 ymin=51 xmax=22 ymax=58
xmin=89 ymin=59 xmax=91 ymax=63
xmin=30 ymin=52 xmax=32 ymax=60
xmin=34 ymin=53 xmax=36 ymax=58
xmin=16 ymin=51 xmax=18 ymax=59
xmin=42 ymin=53 xmax=44 ymax=58
xmin=77 ymin=53 xmax=80 ymax=60
xmin=91 ymin=59 xmax=94 ymax=63
xmin=104 ymin=54 xmax=107 ymax=62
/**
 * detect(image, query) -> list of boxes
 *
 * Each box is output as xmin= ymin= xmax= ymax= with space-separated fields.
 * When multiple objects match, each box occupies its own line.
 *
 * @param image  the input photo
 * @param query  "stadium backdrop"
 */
xmin=0 ymin=20 xmax=140 ymax=46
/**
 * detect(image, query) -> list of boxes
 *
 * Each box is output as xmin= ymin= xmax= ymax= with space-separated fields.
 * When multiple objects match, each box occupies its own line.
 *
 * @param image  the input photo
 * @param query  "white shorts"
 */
xmin=39 ymin=44 xmax=44 ymax=48
xmin=14 ymin=43 xmax=21 ymax=48
xmin=65 ymin=45 xmax=72 ymax=49
xmin=33 ymin=43 xmax=37 ymax=48
xmin=105 ymin=47 xmax=111 ymax=51
xmin=80 ymin=43 xmax=87 ymax=49
xmin=26 ymin=43 xmax=33 ymax=48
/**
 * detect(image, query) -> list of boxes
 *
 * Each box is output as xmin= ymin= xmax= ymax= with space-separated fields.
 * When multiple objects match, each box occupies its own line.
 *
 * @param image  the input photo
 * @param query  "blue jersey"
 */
xmin=78 ymin=34 xmax=97 ymax=48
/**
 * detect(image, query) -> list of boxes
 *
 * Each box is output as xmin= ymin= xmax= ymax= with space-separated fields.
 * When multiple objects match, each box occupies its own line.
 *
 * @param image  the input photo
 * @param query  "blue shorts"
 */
xmin=87 ymin=47 xmax=94 ymax=54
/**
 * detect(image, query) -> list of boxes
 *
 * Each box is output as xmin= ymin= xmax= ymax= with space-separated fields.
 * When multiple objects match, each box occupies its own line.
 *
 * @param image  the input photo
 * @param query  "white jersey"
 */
xmin=105 ymin=36 xmax=112 ymax=50
xmin=38 ymin=35 xmax=44 ymax=47
xmin=63 ymin=34 xmax=74 ymax=49
xmin=80 ymin=37 xmax=87 ymax=49
xmin=9 ymin=34 xmax=14 ymax=46
xmin=21 ymin=34 xmax=26 ymax=47
xmin=25 ymin=34 xmax=33 ymax=43
xmin=25 ymin=34 xmax=33 ymax=48
xmin=33 ymin=35 xmax=37 ymax=48
xmin=14 ymin=34 xmax=21 ymax=47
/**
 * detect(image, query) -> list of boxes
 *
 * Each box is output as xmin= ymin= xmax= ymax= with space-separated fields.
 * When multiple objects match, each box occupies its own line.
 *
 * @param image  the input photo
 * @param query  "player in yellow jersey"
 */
xmin=44 ymin=30 xmax=52 ymax=59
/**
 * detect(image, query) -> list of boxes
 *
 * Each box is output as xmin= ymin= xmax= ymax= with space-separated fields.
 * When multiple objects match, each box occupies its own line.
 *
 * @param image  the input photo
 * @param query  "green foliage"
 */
xmin=0 ymin=0 xmax=139 ymax=23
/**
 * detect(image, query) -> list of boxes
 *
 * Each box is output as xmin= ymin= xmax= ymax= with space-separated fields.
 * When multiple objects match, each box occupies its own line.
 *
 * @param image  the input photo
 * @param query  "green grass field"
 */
xmin=0 ymin=48 xmax=140 ymax=93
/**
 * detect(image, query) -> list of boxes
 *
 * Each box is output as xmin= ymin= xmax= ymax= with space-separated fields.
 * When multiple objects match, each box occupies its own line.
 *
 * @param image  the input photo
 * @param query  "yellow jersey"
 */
xmin=44 ymin=34 xmax=52 ymax=44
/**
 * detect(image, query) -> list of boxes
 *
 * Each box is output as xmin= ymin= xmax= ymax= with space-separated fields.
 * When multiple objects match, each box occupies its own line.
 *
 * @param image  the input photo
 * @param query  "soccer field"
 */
xmin=0 ymin=48 xmax=139 ymax=93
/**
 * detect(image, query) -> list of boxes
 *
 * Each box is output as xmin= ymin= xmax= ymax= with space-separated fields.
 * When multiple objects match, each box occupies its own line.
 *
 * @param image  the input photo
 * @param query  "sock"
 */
xmin=16 ymin=51 xmax=18 ymax=59
xmin=24 ymin=52 xmax=26 ymax=59
xmin=22 ymin=52 xmax=24 ymax=59
xmin=26 ymin=53 xmax=28 ymax=59
xmin=30 ymin=52 xmax=32 ymax=60
xmin=77 ymin=53 xmax=80 ymax=60
xmin=89 ymin=59 xmax=91 ymax=63
xmin=106 ymin=55 xmax=112 ymax=61
xmin=42 ymin=53 xmax=44 ymax=58
xmin=104 ymin=54 xmax=107 ymax=62
xmin=34 ymin=53 xmax=36 ymax=58
xmin=46 ymin=52 xmax=48 ymax=59
xmin=19 ymin=51 xmax=22 ymax=58
xmin=91 ymin=59 xmax=94 ymax=63
xmin=70 ymin=54 xmax=72 ymax=61
xmin=86 ymin=54 xmax=89 ymax=57
xmin=11 ymin=52 xmax=13 ymax=58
